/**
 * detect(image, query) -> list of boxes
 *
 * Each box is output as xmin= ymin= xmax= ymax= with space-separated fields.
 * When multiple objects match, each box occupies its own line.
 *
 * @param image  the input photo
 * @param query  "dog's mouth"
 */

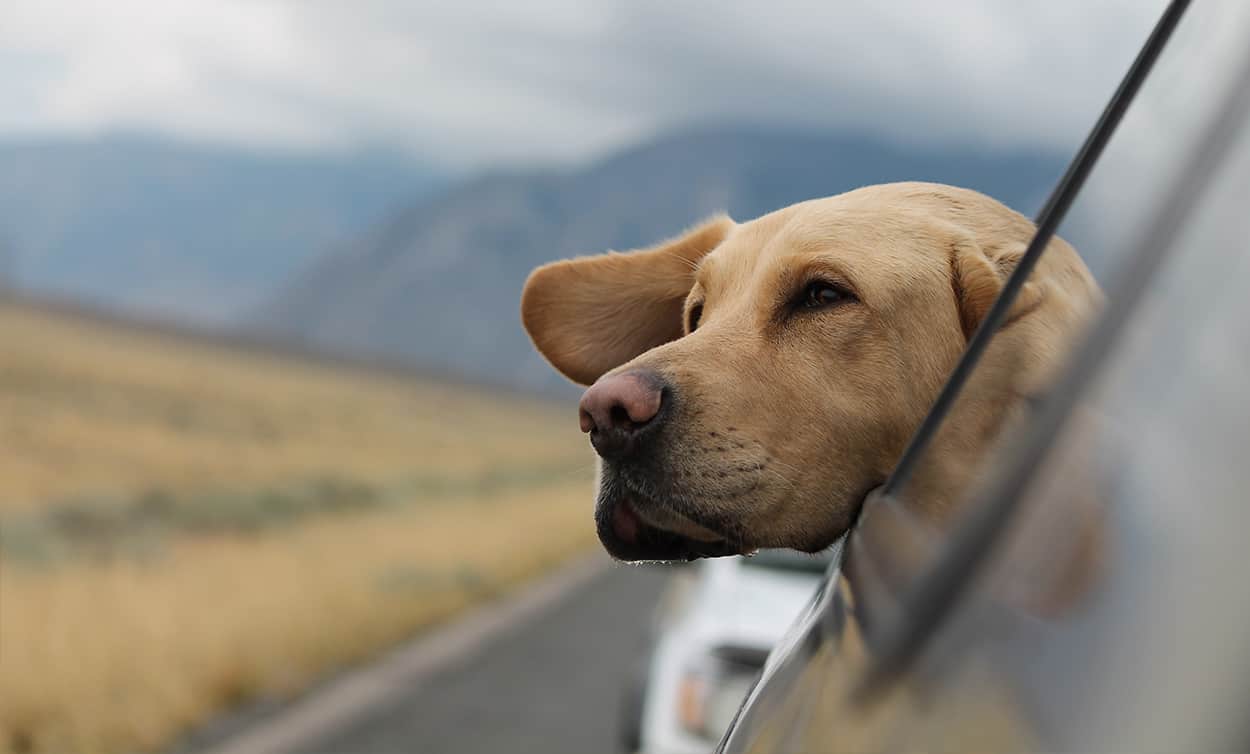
xmin=595 ymin=495 xmax=749 ymax=562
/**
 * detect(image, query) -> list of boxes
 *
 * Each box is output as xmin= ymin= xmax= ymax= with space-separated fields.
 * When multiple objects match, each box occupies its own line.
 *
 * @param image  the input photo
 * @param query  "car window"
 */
xmin=720 ymin=2 xmax=1250 ymax=750
xmin=887 ymin=47 xmax=1250 ymax=751
xmin=856 ymin=0 xmax=1250 ymax=689
xmin=863 ymin=0 xmax=1249 ymax=603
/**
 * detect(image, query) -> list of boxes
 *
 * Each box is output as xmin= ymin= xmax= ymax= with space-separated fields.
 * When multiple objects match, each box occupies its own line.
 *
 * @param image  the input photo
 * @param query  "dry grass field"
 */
xmin=0 ymin=300 xmax=596 ymax=754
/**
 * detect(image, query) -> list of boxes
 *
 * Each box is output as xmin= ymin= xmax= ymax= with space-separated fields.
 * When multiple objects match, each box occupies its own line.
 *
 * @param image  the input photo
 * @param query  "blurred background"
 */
xmin=0 ymin=2 xmax=1163 ymax=753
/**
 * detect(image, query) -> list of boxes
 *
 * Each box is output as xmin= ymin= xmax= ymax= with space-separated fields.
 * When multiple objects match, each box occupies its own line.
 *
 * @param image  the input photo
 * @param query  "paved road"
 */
xmin=291 ymin=562 xmax=670 ymax=754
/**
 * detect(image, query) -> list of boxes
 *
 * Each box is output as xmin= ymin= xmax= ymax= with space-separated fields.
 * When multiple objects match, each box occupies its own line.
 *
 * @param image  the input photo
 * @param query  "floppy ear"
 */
xmin=521 ymin=215 xmax=734 ymax=385
xmin=949 ymin=239 xmax=1044 ymax=340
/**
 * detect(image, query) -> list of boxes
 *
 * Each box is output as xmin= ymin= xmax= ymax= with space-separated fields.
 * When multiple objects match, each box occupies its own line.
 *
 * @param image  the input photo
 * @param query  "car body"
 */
xmin=717 ymin=1 xmax=1250 ymax=751
xmin=625 ymin=551 xmax=831 ymax=754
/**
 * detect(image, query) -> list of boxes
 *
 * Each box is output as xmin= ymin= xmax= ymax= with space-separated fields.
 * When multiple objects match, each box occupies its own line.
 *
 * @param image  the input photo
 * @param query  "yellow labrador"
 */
xmin=521 ymin=182 xmax=1100 ymax=561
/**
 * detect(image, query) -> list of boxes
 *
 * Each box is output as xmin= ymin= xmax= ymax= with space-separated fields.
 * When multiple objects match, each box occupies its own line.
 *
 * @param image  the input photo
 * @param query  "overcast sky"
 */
xmin=1 ymin=1 xmax=1165 ymax=168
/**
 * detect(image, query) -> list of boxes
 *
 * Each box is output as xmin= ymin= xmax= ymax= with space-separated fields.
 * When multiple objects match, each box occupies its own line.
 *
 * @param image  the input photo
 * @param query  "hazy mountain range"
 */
xmin=0 ymin=134 xmax=441 ymax=322
xmin=254 ymin=126 xmax=1065 ymax=391
xmin=1 ymin=127 xmax=1067 ymax=392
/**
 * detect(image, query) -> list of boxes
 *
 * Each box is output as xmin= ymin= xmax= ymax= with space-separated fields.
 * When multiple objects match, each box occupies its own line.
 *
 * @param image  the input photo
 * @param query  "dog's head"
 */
xmin=522 ymin=182 xmax=1098 ymax=561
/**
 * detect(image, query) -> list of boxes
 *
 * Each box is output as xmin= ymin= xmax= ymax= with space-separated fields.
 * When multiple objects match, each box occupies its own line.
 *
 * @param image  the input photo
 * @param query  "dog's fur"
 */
xmin=521 ymin=182 xmax=1100 ymax=561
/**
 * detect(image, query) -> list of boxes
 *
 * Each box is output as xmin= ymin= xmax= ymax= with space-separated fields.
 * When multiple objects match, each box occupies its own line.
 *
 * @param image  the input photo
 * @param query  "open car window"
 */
xmin=842 ymin=0 xmax=1202 ymax=633
xmin=861 ymin=0 xmax=1250 ymax=665
xmin=856 ymin=36 xmax=1250 ymax=749
xmin=964 ymin=98 xmax=1250 ymax=752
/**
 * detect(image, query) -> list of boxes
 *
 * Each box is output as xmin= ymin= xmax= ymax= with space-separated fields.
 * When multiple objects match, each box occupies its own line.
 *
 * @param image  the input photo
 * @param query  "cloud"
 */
xmin=0 ymin=1 xmax=1166 ymax=166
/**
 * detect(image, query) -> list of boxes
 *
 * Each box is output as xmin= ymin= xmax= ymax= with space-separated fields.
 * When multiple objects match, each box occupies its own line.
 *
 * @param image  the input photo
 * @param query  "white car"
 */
xmin=621 ymin=550 xmax=832 ymax=754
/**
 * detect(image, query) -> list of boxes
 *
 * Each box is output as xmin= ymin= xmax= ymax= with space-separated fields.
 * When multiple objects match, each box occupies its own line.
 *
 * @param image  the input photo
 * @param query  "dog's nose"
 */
xmin=579 ymin=371 xmax=665 ymax=458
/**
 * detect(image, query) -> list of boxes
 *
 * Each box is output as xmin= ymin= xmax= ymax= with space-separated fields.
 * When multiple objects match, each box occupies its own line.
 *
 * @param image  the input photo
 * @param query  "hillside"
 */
xmin=254 ymin=126 xmax=1065 ymax=391
xmin=0 ymin=134 xmax=441 ymax=322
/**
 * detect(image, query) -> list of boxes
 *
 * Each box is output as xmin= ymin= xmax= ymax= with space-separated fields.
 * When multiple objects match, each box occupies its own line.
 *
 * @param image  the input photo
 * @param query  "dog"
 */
xmin=521 ymin=182 xmax=1100 ymax=562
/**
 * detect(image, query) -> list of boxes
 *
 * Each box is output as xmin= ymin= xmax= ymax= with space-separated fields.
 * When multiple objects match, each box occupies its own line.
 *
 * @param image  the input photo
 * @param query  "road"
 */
xmin=195 ymin=556 xmax=672 ymax=754
xmin=299 ymin=561 xmax=669 ymax=754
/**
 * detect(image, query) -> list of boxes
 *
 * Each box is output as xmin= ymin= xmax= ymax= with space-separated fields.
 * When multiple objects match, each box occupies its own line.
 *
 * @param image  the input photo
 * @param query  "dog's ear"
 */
xmin=521 ymin=215 xmax=734 ymax=385
xmin=949 ymin=238 xmax=1044 ymax=340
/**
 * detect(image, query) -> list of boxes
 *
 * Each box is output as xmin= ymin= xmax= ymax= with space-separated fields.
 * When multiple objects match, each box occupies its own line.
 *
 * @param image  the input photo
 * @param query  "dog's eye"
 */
xmin=800 ymin=281 xmax=852 ymax=309
xmin=687 ymin=303 xmax=704 ymax=332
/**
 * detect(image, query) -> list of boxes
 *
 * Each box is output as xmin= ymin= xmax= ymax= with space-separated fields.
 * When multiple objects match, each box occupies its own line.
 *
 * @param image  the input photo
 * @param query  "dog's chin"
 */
xmin=595 ymin=496 xmax=747 ymax=562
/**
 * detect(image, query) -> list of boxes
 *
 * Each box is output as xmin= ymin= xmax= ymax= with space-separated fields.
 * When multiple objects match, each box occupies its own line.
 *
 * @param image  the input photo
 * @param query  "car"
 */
xmin=620 ymin=550 xmax=832 ymax=754
xmin=717 ymin=0 xmax=1250 ymax=751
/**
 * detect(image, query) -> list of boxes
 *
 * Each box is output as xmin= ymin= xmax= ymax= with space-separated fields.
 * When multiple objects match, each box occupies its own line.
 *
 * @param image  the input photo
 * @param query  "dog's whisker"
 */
xmin=763 ymin=468 xmax=799 ymax=493
xmin=768 ymin=457 xmax=804 ymax=479
xmin=543 ymin=463 xmax=599 ymax=482
xmin=659 ymin=248 xmax=702 ymax=274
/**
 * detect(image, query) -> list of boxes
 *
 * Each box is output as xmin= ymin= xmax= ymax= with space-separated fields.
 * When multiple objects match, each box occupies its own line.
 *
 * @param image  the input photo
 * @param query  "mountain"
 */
xmin=0 ymin=134 xmax=442 ymax=322
xmin=255 ymin=126 xmax=1067 ymax=392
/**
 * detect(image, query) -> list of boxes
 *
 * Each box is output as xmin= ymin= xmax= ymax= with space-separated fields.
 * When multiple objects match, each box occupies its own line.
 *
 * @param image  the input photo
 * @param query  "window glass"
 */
xmin=889 ymin=0 xmax=1250 ymax=541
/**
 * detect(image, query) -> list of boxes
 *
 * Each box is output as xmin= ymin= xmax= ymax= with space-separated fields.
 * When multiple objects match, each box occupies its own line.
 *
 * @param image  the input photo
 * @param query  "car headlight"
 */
xmin=676 ymin=646 xmax=768 ymax=741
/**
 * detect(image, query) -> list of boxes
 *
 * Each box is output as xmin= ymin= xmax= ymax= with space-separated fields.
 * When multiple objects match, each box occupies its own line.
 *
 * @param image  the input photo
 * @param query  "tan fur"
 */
xmin=521 ymin=182 xmax=1100 ymax=554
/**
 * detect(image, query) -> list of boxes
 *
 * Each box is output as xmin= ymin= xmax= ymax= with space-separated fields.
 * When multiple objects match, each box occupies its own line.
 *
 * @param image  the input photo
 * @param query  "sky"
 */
xmin=1 ymin=1 xmax=1165 ymax=168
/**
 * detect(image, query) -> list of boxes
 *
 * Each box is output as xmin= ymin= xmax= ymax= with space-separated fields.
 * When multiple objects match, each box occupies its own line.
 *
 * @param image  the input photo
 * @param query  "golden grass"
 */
xmin=0 ymin=301 xmax=597 ymax=754
xmin=0 ymin=300 xmax=586 ymax=512
xmin=0 ymin=483 xmax=595 ymax=754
